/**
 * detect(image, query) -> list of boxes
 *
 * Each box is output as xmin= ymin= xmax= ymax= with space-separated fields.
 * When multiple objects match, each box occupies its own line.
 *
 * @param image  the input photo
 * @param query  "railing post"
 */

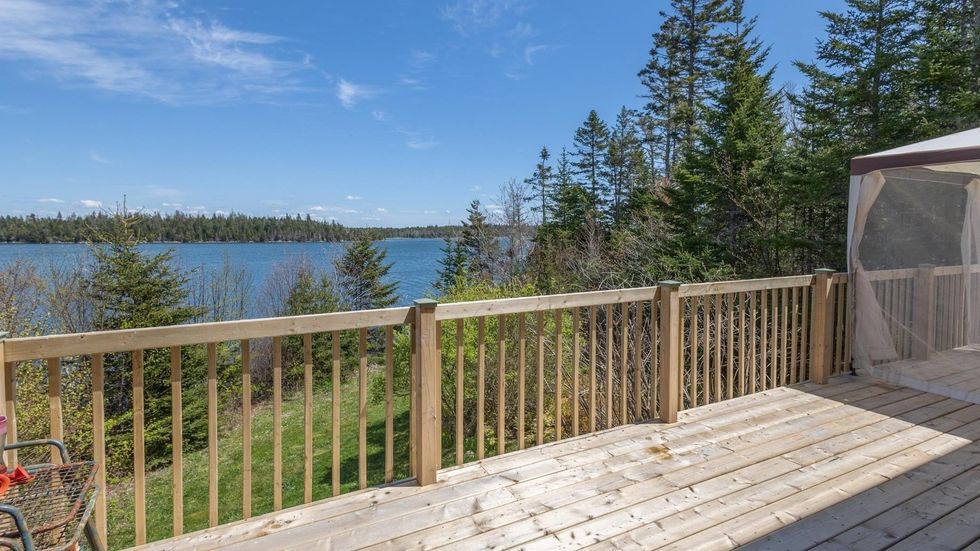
xmin=658 ymin=282 xmax=681 ymax=423
xmin=913 ymin=264 xmax=936 ymax=360
xmin=0 ymin=331 xmax=15 ymax=468
xmin=413 ymin=299 xmax=441 ymax=485
xmin=810 ymin=269 xmax=835 ymax=384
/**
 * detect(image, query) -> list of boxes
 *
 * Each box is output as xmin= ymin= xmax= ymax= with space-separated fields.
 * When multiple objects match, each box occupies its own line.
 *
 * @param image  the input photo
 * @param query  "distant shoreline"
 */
xmin=0 ymin=237 xmax=446 ymax=245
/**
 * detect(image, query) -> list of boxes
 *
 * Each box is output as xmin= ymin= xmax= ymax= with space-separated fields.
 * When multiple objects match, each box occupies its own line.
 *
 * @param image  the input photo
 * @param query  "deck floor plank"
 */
xmin=132 ymin=376 xmax=980 ymax=551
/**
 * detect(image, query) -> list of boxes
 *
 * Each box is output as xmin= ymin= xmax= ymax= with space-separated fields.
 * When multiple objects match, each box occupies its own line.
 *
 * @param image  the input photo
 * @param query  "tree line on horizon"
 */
xmin=0 ymin=210 xmax=471 ymax=243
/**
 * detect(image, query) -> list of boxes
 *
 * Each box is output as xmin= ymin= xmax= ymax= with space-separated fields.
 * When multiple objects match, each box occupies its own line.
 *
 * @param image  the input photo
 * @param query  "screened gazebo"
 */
xmin=848 ymin=127 xmax=980 ymax=401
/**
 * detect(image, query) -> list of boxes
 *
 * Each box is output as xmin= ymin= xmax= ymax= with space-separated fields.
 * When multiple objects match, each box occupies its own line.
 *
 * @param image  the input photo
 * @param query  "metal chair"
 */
xmin=0 ymin=439 xmax=103 ymax=551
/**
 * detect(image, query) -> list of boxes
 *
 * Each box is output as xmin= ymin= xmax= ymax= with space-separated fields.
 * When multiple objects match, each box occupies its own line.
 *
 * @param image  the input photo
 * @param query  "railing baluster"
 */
xmin=690 ymin=296 xmax=699 ymax=409
xmin=477 ymin=317 xmax=486 ymax=459
xmin=207 ymin=343 xmax=218 ymax=527
xmin=633 ymin=302 xmax=643 ymax=420
xmin=739 ymin=293 xmax=747 ymax=396
xmin=47 ymin=357 xmax=63 ymax=463
xmin=455 ymin=319 xmax=464 ymax=464
xmin=619 ymin=302 xmax=628 ymax=424
xmin=518 ymin=314 xmax=526 ymax=450
xmin=498 ymin=314 xmax=507 ymax=454
xmin=589 ymin=306 xmax=597 ymax=434
xmin=790 ymin=289 xmax=799 ymax=384
xmin=170 ymin=346 xmax=183 ymax=536
xmin=304 ymin=333 xmax=314 ymax=502
xmin=604 ymin=304 xmax=613 ymax=429
xmin=761 ymin=289 xmax=769 ymax=391
xmin=650 ymin=298 xmax=659 ymax=419
xmin=801 ymin=287 xmax=810 ymax=379
xmin=781 ymin=287 xmax=789 ymax=386
xmin=749 ymin=291 xmax=757 ymax=394
xmin=272 ymin=336 xmax=283 ymax=509
xmin=385 ymin=326 xmax=395 ymax=481
xmin=572 ymin=308 xmax=581 ymax=436
xmin=770 ymin=289 xmax=779 ymax=387
xmin=92 ymin=353 xmax=107 ymax=547
xmin=835 ymin=280 xmax=846 ymax=372
xmin=331 ymin=331 xmax=340 ymax=496
xmin=536 ymin=311 xmax=545 ymax=444
xmin=554 ymin=309 xmax=563 ymax=440
xmin=702 ymin=298 xmax=710 ymax=405
xmin=241 ymin=340 xmax=251 ymax=519
xmin=715 ymin=293 xmax=728 ymax=402
xmin=358 ymin=327 xmax=368 ymax=489
xmin=132 ymin=350 xmax=145 ymax=544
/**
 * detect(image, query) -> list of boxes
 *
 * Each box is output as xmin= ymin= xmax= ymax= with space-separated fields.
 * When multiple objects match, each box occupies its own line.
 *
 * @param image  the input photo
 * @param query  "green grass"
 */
xmin=106 ymin=373 xmax=411 ymax=549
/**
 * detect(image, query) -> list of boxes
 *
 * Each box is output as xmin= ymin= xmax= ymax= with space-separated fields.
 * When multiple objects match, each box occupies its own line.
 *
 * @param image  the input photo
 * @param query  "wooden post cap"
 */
xmin=659 ymin=280 xmax=682 ymax=287
xmin=414 ymin=299 xmax=438 ymax=308
xmin=814 ymin=268 xmax=835 ymax=274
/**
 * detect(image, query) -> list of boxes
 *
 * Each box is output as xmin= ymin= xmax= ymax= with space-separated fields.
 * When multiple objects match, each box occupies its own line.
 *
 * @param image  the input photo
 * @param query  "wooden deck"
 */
xmin=868 ymin=345 xmax=980 ymax=405
xmin=134 ymin=375 xmax=980 ymax=551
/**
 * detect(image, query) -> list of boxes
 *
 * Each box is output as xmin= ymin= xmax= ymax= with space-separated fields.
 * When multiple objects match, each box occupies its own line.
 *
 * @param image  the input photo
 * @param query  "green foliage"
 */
xmin=435 ymin=237 xmax=468 ymax=294
xmin=335 ymin=236 xmax=398 ymax=311
xmin=459 ymin=200 xmax=500 ymax=282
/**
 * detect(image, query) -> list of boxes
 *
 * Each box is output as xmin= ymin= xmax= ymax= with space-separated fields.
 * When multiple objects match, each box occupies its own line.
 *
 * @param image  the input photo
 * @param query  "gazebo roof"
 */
xmin=851 ymin=127 xmax=980 ymax=174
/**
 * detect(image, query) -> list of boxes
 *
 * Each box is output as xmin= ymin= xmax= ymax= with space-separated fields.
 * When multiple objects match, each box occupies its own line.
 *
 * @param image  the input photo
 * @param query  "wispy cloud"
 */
xmin=79 ymin=199 xmax=101 ymax=208
xmin=89 ymin=149 xmax=111 ymax=164
xmin=346 ymin=195 xmax=362 ymax=200
xmin=376 ymin=207 xmax=388 ymax=213
xmin=441 ymin=0 xmax=526 ymax=36
xmin=523 ymin=44 xmax=549 ymax=65
xmin=336 ymin=78 xmax=379 ymax=109
xmin=0 ymin=0 xmax=317 ymax=103
xmin=409 ymin=49 xmax=436 ymax=69
xmin=371 ymin=110 xmax=386 ymax=121
xmin=37 ymin=197 xmax=64 ymax=204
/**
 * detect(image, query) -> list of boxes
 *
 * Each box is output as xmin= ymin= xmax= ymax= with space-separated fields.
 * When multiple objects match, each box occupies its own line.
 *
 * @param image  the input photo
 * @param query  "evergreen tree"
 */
xmin=791 ymin=0 xmax=919 ymax=269
xmin=571 ymin=110 xmax=611 ymax=209
xmin=606 ymin=107 xmax=646 ymax=223
xmin=914 ymin=0 xmax=980 ymax=135
xmin=526 ymin=146 xmax=554 ymax=224
xmin=335 ymin=236 xmax=398 ymax=310
xmin=435 ymin=237 xmax=468 ymax=293
xmin=459 ymin=200 xmax=500 ymax=281
xmin=639 ymin=0 xmax=730 ymax=177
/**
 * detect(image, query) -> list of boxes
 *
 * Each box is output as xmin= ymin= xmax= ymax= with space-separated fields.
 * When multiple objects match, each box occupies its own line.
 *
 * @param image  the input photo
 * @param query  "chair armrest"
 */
xmin=4 ymin=439 xmax=70 ymax=465
xmin=0 ymin=505 xmax=33 ymax=551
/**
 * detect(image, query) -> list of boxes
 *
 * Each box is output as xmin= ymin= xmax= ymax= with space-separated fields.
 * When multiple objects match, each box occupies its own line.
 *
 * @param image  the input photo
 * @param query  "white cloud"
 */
xmin=423 ymin=209 xmax=438 ymax=214
xmin=470 ymin=185 xmax=481 ymax=192
xmin=399 ymin=76 xmax=422 ymax=88
xmin=336 ymin=78 xmax=379 ymax=109
xmin=371 ymin=110 xmax=386 ymax=121
xmin=37 ymin=197 xmax=64 ymax=203
xmin=79 ymin=199 xmax=101 ymax=208
xmin=0 ymin=0 xmax=316 ymax=103
xmin=89 ymin=149 xmax=111 ymax=164
xmin=309 ymin=205 xmax=327 ymax=212
xmin=406 ymin=138 xmax=437 ymax=150
xmin=376 ymin=207 xmax=388 ymax=213
xmin=409 ymin=49 xmax=436 ymax=68
xmin=508 ymin=21 xmax=534 ymax=39
xmin=441 ymin=0 xmax=526 ymax=36
xmin=524 ymin=44 xmax=549 ymax=65
xmin=161 ymin=202 xmax=183 ymax=208
xmin=346 ymin=195 xmax=362 ymax=201
xmin=214 ymin=209 xmax=229 ymax=216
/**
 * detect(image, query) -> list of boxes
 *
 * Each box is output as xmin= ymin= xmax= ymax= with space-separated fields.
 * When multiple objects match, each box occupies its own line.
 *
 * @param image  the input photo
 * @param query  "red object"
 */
xmin=0 ymin=474 xmax=10 ymax=496
xmin=9 ymin=466 xmax=31 ymax=484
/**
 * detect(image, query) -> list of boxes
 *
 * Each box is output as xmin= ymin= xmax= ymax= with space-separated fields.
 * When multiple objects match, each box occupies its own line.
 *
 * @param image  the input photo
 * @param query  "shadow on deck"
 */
xmin=133 ymin=375 xmax=980 ymax=550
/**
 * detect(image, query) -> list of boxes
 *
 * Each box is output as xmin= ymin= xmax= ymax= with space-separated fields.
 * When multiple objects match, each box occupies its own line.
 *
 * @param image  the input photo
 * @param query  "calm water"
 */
xmin=0 ymin=239 xmax=445 ymax=311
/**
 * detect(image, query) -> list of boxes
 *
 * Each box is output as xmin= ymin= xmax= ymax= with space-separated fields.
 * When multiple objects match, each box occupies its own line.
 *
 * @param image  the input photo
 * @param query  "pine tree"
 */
xmin=606 ymin=107 xmax=646 ymax=223
xmin=526 ymin=146 xmax=554 ymax=224
xmin=572 ymin=110 xmax=611 ymax=210
xmin=335 ymin=236 xmax=398 ymax=310
xmin=459 ymin=200 xmax=500 ymax=281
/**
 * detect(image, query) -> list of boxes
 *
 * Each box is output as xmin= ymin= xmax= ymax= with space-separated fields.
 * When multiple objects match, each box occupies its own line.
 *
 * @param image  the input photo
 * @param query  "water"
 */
xmin=0 ymin=239 xmax=446 ymax=311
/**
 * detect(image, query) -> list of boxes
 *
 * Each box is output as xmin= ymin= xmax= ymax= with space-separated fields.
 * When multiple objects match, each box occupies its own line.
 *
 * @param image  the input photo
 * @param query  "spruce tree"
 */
xmin=335 ymin=236 xmax=398 ymax=310
xmin=435 ymin=237 xmax=468 ymax=293
xmin=606 ymin=107 xmax=646 ymax=223
xmin=791 ymin=0 xmax=919 ymax=269
xmin=459 ymin=200 xmax=500 ymax=281
xmin=526 ymin=147 xmax=554 ymax=224
xmin=572 ymin=110 xmax=611 ymax=210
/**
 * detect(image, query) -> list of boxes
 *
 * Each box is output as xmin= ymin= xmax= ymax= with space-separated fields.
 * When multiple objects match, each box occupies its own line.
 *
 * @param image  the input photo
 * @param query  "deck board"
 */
xmin=133 ymin=376 xmax=980 ymax=551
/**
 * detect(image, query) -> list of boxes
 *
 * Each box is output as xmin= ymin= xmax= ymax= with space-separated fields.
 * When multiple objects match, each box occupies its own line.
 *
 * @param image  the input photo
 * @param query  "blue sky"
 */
xmin=0 ymin=0 xmax=845 ymax=227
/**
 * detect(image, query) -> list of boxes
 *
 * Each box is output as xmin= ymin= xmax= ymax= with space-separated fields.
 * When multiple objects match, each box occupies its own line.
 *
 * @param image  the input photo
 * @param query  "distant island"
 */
xmin=0 ymin=211 xmax=469 ymax=243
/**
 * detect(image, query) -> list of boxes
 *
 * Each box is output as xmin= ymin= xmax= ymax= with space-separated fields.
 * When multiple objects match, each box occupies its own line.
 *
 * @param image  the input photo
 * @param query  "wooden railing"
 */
xmin=0 ymin=270 xmax=853 ymax=549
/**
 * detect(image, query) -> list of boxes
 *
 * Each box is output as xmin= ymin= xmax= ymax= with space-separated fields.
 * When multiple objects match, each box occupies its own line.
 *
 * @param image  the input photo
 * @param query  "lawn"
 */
xmin=106 ymin=373 xmax=412 ymax=549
